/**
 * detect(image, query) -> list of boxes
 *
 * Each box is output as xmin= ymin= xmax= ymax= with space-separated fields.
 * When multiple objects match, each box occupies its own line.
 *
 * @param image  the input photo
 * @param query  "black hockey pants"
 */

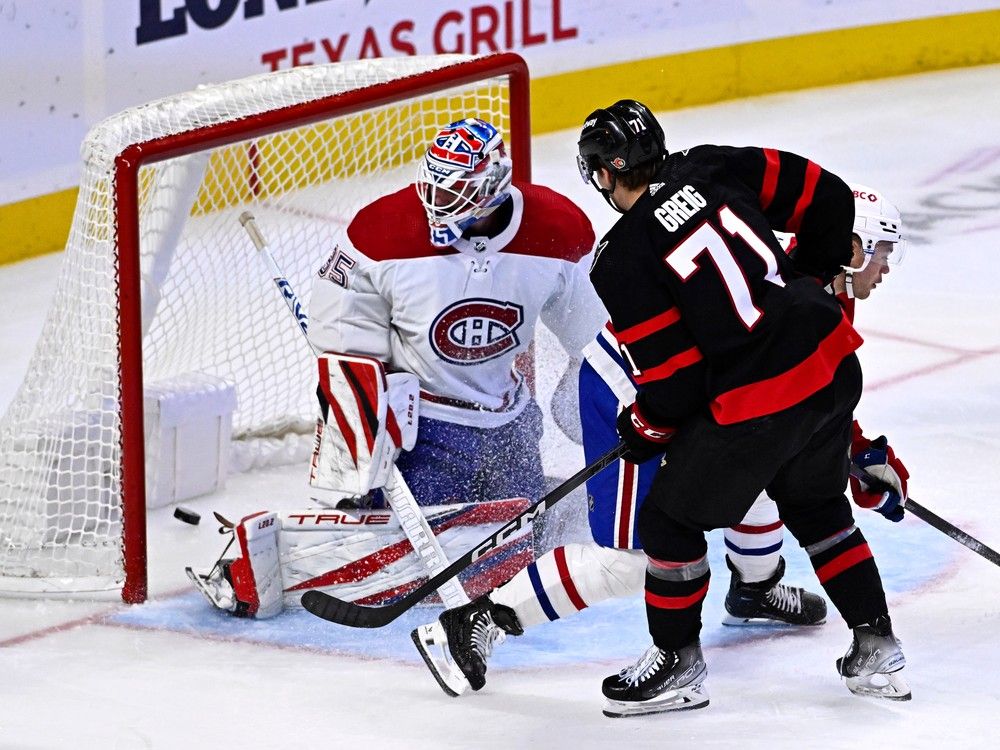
xmin=637 ymin=354 xmax=889 ymax=648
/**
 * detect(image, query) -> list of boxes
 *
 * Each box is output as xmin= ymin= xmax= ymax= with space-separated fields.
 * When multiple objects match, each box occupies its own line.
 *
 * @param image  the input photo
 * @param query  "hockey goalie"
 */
xmin=187 ymin=116 xmax=604 ymax=618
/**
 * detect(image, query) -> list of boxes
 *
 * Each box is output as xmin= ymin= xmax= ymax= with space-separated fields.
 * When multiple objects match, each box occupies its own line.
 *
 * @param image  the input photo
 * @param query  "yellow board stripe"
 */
xmin=3 ymin=9 xmax=999 ymax=264
xmin=0 ymin=188 xmax=78 ymax=265
xmin=531 ymin=9 xmax=1000 ymax=133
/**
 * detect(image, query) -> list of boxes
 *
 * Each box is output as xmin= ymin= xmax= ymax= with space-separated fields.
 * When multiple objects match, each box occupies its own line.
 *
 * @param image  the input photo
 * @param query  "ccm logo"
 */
xmin=853 ymin=190 xmax=878 ymax=202
xmin=470 ymin=504 xmax=542 ymax=561
xmin=286 ymin=513 xmax=391 ymax=526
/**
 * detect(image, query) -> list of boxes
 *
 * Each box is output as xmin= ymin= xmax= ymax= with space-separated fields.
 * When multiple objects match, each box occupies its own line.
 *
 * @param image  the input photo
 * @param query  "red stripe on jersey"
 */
xmin=554 ymin=546 xmax=589 ymax=611
xmin=633 ymin=346 xmax=703 ymax=385
xmin=760 ymin=148 xmax=780 ymax=210
xmin=732 ymin=519 xmax=784 ymax=534
xmin=786 ymin=160 xmax=821 ymax=233
xmin=614 ymin=307 xmax=682 ymax=344
xmin=815 ymin=543 xmax=873 ymax=584
xmin=645 ymin=581 xmax=709 ymax=610
xmin=617 ymin=460 xmax=636 ymax=548
xmin=318 ymin=358 xmax=359 ymax=467
xmin=710 ymin=314 xmax=862 ymax=425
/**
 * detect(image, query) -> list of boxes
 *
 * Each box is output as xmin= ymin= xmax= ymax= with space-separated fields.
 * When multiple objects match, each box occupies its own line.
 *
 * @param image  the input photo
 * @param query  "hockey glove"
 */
xmin=850 ymin=434 xmax=909 ymax=522
xmin=616 ymin=403 xmax=675 ymax=465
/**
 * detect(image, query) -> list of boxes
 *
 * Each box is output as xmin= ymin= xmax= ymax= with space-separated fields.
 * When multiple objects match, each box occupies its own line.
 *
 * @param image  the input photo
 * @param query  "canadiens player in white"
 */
xmin=411 ymin=182 xmax=911 ymax=702
xmin=306 ymin=117 xmax=603 ymax=508
xmin=186 ymin=117 xmax=608 ymax=618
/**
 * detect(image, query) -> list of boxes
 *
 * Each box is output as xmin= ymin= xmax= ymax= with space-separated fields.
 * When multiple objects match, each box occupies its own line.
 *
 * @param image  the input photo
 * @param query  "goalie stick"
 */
xmin=850 ymin=463 xmax=1000 ymax=567
xmin=300 ymin=442 xmax=627 ymax=628
xmin=239 ymin=211 xmax=471 ymax=610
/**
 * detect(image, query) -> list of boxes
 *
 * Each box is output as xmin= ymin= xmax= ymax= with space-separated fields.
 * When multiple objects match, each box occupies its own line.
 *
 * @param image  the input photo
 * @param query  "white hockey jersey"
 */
xmin=308 ymin=183 xmax=603 ymax=428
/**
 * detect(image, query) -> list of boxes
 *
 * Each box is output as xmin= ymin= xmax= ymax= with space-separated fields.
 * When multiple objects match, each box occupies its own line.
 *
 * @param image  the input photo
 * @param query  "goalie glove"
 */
xmin=311 ymin=353 xmax=419 ymax=497
xmin=850 ymin=431 xmax=909 ymax=523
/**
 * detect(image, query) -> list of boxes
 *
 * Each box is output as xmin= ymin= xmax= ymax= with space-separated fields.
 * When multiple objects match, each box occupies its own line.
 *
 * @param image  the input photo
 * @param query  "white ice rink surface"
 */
xmin=3 ymin=65 xmax=1000 ymax=749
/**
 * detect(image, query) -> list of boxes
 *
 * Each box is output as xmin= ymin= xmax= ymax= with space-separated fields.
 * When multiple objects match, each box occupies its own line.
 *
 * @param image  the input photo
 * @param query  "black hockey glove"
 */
xmin=616 ymin=404 xmax=676 ymax=465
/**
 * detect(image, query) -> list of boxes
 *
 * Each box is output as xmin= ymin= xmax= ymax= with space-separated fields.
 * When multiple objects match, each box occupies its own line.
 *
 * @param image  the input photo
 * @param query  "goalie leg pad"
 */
xmin=490 ymin=543 xmax=645 ymax=629
xmin=227 ymin=511 xmax=284 ymax=619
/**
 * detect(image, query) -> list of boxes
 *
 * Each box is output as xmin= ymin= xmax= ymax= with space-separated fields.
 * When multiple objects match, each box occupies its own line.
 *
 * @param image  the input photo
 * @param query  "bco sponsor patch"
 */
xmin=430 ymin=298 xmax=524 ymax=364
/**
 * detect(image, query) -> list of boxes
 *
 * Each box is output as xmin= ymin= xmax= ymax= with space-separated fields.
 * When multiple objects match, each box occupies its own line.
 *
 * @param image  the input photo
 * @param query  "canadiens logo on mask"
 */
xmin=415 ymin=118 xmax=513 ymax=248
xmin=430 ymin=299 xmax=524 ymax=364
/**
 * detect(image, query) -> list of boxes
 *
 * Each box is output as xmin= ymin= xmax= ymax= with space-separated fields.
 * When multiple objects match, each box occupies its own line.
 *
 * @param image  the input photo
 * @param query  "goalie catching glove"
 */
xmin=311 ymin=353 xmax=419 ymax=499
xmin=850 ymin=427 xmax=909 ymax=522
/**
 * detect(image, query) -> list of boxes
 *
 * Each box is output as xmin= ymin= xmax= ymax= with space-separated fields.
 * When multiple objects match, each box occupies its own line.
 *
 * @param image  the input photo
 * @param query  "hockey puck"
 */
xmin=173 ymin=506 xmax=201 ymax=525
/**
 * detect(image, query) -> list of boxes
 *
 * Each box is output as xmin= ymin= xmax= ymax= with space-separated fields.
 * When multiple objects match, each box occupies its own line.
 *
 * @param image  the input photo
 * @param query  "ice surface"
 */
xmin=2 ymin=65 xmax=1000 ymax=749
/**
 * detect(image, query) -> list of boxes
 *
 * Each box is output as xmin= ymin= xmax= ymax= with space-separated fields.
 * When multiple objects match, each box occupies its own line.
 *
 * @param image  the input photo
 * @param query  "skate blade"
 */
xmin=722 ymin=613 xmax=826 ymax=627
xmin=845 ymin=671 xmax=911 ymax=701
xmin=410 ymin=623 xmax=470 ymax=698
xmin=602 ymin=684 xmax=709 ymax=718
xmin=185 ymin=566 xmax=234 ymax=610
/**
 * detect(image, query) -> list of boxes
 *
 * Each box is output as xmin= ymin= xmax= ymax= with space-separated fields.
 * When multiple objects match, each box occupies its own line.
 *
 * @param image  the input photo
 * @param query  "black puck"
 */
xmin=174 ymin=506 xmax=201 ymax=525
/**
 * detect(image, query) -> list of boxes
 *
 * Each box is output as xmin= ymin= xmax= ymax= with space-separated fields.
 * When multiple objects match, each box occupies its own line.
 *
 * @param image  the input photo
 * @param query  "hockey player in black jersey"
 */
xmin=577 ymin=100 xmax=909 ymax=717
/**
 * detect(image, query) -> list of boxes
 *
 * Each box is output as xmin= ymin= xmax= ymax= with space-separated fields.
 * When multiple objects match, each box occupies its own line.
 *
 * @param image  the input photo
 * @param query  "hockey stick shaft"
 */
xmin=300 ymin=442 xmax=628 ymax=628
xmin=850 ymin=464 xmax=1000 ymax=567
xmin=240 ymin=213 xmax=309 ymax=338
xmin=239 ymin=212 xmax=471 ymax=609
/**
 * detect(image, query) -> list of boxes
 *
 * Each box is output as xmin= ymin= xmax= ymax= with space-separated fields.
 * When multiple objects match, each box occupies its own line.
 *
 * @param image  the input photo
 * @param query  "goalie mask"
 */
xmin=851 ymin=184 xmax=907 ymax=268
xmin=416 ymin=118 xmax=513 ymax=247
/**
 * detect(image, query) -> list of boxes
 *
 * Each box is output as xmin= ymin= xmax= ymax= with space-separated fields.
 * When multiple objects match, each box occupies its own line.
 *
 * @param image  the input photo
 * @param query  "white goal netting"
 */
xmin=0 ymin=54 xmax=528 ymax=600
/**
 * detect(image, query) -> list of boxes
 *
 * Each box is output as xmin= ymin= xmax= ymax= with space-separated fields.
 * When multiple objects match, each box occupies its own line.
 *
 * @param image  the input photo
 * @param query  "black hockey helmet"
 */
xmin=577 ymin=99 xmax=666 ymax=183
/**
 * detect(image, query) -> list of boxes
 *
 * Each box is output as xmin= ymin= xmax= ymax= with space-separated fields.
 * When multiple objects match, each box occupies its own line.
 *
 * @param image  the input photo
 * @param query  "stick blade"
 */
xmin=300 ymin=590 xmax=402 ymax=629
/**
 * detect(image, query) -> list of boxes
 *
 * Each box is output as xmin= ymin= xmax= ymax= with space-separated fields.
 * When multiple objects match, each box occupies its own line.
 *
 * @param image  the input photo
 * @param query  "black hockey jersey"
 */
xmin=589 ymin=145 xmax=862 ymax=427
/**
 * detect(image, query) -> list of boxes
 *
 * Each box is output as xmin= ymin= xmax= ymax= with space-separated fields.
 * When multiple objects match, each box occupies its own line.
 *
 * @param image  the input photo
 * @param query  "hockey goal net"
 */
xmin=0 ymin=53 xmax=530 ymax=602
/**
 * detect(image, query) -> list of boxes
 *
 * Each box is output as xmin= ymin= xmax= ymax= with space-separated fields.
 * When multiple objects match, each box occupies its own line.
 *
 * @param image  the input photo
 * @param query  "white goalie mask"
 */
xmin=850 ymin=184 xmax=907 ymax=269
xmin=415 ymin=118 xmax=513 ymax=247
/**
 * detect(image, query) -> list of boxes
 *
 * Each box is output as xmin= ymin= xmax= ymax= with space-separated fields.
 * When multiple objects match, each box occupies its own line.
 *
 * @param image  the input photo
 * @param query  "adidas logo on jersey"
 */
xmin=649 ymin=183 xmax=665 ymax=196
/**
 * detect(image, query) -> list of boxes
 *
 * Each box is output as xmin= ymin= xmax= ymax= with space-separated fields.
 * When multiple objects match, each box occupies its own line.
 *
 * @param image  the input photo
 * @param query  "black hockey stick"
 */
xmin=301 ymin=442 xmax=628 ymax=628
xmin=850 ymin=464 xmax=1000 ymax=567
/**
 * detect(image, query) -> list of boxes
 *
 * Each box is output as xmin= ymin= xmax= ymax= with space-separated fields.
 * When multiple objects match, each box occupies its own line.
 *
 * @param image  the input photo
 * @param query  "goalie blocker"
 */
xmin=311 ymin=352 xmax=419 ymax=502
xmin=187 ymin=500 xmax=534 ymax=618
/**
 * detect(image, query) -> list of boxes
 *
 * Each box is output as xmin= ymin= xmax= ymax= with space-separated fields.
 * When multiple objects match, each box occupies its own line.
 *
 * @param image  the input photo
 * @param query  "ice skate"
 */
xmin=723 ymin=556 xmax=827 ymax=626
xmin=411 ymin=596 xmax=522 ymax=697
xmin=837 ymin=614 xmax=911 ymax=701
xmin=601 ymin=641 xmax=709 ymax=718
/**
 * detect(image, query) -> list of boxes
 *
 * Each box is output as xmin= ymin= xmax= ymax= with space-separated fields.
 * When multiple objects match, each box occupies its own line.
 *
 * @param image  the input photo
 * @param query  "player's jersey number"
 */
xmin=664 ymin=205 xmax=785 ymax=330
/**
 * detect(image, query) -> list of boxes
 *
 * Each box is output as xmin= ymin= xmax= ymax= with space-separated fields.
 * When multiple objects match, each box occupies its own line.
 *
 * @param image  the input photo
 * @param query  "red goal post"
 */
xmin=0 ymin=53 xmax=531 ymax=603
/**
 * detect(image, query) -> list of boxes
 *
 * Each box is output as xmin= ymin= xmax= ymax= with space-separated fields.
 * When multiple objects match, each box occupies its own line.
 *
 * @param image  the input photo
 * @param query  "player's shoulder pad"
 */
xmin=509 ymin=182 xmax=596 ymax=263
xmin=346 ymin=186 xmax=459 ymax=262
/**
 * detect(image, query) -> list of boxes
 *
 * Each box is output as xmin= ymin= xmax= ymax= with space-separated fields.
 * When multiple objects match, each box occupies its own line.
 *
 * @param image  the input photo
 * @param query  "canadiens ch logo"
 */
xmin=430 ymin=299 xmax=524 ymax=365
